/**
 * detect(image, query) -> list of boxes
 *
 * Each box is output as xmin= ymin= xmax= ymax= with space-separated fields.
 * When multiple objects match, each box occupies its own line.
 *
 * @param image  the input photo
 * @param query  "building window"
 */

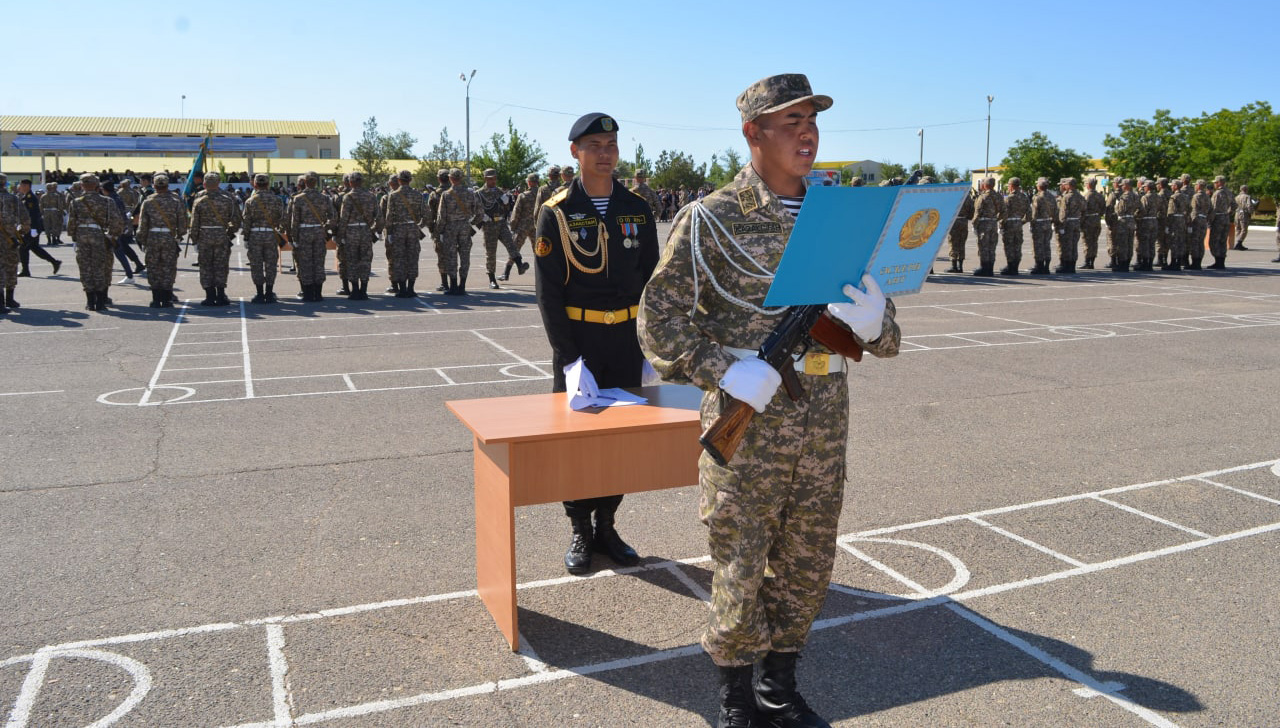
xmin=293 ymin=150 xmax=307 ymax=158
xmin=319 ymin=149 xmax=333 ymax=159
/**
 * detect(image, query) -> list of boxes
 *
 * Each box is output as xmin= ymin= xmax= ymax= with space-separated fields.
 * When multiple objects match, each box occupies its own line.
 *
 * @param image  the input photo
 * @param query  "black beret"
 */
xmin=568 ymin=112 xmax=618 ymax=142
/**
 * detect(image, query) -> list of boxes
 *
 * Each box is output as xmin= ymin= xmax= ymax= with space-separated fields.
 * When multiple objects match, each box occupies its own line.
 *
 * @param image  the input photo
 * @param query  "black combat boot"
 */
xmin=359 ymin=279 xmax=370 ymax=300
xmin=1030 ymin=261 xmax=1049 ymax=275
xmin=264 ymin=285 xmax=277 ymax=303
xmin=215 ymin=286 xmax=231 ymax=305
xmin=564 ymin=517 xmax=594 ymax=575
xmin=593 ymin=510 xmax=639 ymax=566
xmin=84 ymin=290 xmax=95 ymax=311
xmin=1116 ymin=260 xmax=1131 ymax=272
xmin=489 ymin=272 xmax=500 ymax=289
xmin=947 ymin=260 xmax=962 ymax=273
xmin=149 ymin=289 xmax=163 ymax=308
xmin=437 ymin=275 xmax=449 ymax=292
xmin=251 ymin=283 xmax=266 ymax=304
xmin=754 ymin=651 xmax=830 ymax=728
xmin=5 ymin=288 xmax=18 ymax=309
xmin=1082 ymin=256 xmax=1095 ymax=269
xmin=336 ymin=279 xmax=350 ymax=296
xmin=1210 ymin=257 xmax=1226 ymax=270
xmin=443 ymin=275 xmax=461 ymax=296
xmin=406 ymin=277 xmax=417 ymax=297
xmin=516 ymin=256 xmax=529 ymax=275
xmin=498 ymin=260 xmax=513 ymax=282
xmin=394 ymin=280 xmax=412 ymax=298
xmin=1188 ymin=259 xmax=1202 ymax=270
xmin=314 ymin=282 xmax=324 ymax=301
xmin=95 ymin=290 xmax=109 ymax=311
xmin=1233 ymin=243 xmax=1248 ymax=251
xmin=1168 ymin=259 xmax=1182 ymax=271
xmin=972 ymin=265 xmax=993 ymax=277
xmin=456 ymin=274 xmax=468 ymax=295
xmin=201 ymin=287 xmax=218 ymax=306
xmin=17 ymin=268 xmax=30 ymax=277
xmin=160 ymin=289 xmax=175 ymax=308
xmin=716 ymin=664 xmax=757 ymax=728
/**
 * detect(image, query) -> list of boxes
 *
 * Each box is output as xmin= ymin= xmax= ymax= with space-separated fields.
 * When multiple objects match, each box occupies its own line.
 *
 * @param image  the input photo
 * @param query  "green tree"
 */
xmin=1234 ymin=113 xmax=1280 ymax=198
xmin=613 ymin=159 xmax=636 ymax=181
xmin=414 ymin=127 xmax=465 ymax=189
xmin=652 ymin=149 xmax=706 ymax=191
xmin=1102 ymin=109 xmax=1186 ymax=180
xmin=706 ymin=153 xmax=729 ymax=189
xmin=470 ymin=118 xmax=547 ymax=188
xmin=1178 ymin=102 xmax=1273 ymax=184
xmin=633 ymin=143 xmax=651 ymax=176
xmin=1000 ymin=132 xmax=1091 ymax=189
xmin=706 ymin=147 xmax=745 ymax=188
xmin=879 ymin=160 xmax=906 ymax=181
xmin=351 ymin=116 xmax=418 ymax=182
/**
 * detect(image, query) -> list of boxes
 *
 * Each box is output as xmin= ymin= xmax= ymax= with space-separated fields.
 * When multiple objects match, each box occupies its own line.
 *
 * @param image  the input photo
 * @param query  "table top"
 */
xmin=446 ymin=385 xmax=704 ymax=444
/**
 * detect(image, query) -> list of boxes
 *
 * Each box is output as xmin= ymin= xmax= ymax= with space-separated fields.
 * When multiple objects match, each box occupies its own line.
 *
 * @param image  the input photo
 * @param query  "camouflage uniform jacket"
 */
xmin=1115 ymin=191 xmax=1142 ymax=218
xmin=0 ymin=190 xmax=31 ymax=247
xmin=1058 ymin=190 xmax=1085 ymax=224
xmin=385 ymin=186 xmax=426 ymax=229
xmin=631 ymin=182 xmax=663 ymax=219
xmin=1029 ymin=191 xmax=1058 ymax=223
xmin=436 ymin=185 xmax=479 ymax=230
xmin=638 ymin=165 xmax=899 ymax=394
xmin=426 ymin=185 xmax=448 ymax=235
xmin=1138 ymin=192 xmax=1162 ymax=219
xmin=972 ymin=189 xmax=1003 ymax=221
xmin=1167 ymin=188 xmax=1190 ymax=218
xmin=287 ymin=188 xmax=334 ymax=240
xmin=476 ymin=185 xmax=511 ymax=224
xmin=338 ymin=188 xmax=382 ymax=236
xmin=1083 ymin=189 xmax=1106 ymax=218
xmin=1190 ymin=191 xmax=1212 ymax=219
xmin=135 ymin=191 xmax=189 ymax=247
xmin=190 ymin=190 xmax=243 ymax=243
xmin=39 ymin=190 xmax=68 ymax=218
xmin=1157 ymin=188 xmax=1172 ymax=223
xmin=240 ymin=190 xmax=286 ymax=238
xmin=1210 ymin=187 xmax=1235 ymax=217
xmin=1234 ymin=192 xmax=1256 ymax=217
xmin=1000 ymin=190 xmax=1028 ymax=223
xmin=533 ymin=181 xmax=561 ymax=210
xmin=117 ymin=186 xmax=141 ymax=215
xmin=508 ymin=187 xmax=538 ymax=234
xmin=67 ymin=191 xmax=125 ymax=243
xmin=952 ymin=192 xmax=974 ymax=231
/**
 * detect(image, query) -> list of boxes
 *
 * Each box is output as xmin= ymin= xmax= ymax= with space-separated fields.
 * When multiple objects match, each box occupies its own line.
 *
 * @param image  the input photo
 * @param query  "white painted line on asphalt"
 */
xmin=164 ymin=365 xmax=244 ymax=372
xmin=1089 ymin=495 xmax=1211 ymax=538
xmin=516 ymin=634 xmax=550 ymax=674
xmin=0 ymin=327 xmax=119 ymax=336
xmin=340 ymin=374 xmax=356 ymax=392
xmin=264 ymin=625 xmax=294 ymax=727
xmin=966 ymin=516 xmax=1088 ymax=567
xmin=946 ymin=604 xmax=1181 ymax=728
xmin=239 ymin=299 xmax=255 ymax=399
xmin=4 ymin=650 xmax=49 ymax=728
xmin=664 ymin=563 xmax=711 ymax=603
xmin=470 ymin=329 xmax=550 ymax=379
xmin=140 ymin=303 xmax=189 ymax=406
xmin=0 ymin=390 xmax=64 ymax=397
xmin=1191 ymin=476 xmax=1280 ymax=506
xmin=248 ymin=323 xmax=541 ymax=345
xmin=4 ymin=648 xmax=153 ymax=728
xmin=434 ymin=368 xmax=455 ymax=385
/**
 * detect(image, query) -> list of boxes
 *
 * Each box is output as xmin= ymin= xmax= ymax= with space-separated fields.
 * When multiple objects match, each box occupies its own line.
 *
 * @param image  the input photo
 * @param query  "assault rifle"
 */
xmin=699 ymin=170 xmax=921 ymax=467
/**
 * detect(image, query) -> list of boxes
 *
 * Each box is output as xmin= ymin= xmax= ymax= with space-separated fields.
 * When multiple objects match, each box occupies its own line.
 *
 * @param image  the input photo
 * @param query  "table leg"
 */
xmin=474 ymin=438 xmax=519 ymax=650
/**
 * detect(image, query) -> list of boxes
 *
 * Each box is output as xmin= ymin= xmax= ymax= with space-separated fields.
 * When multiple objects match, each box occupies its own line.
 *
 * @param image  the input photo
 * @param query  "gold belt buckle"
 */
xmin=803 ymin=353 xmax=829 ymax=375
xmin=603 ymin=309 xmax=616 ymax=324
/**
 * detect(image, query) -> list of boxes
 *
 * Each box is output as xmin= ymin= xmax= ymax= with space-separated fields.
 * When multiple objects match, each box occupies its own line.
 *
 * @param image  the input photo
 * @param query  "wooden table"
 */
xmin=446 ymin=385 xmax=704 ymax=650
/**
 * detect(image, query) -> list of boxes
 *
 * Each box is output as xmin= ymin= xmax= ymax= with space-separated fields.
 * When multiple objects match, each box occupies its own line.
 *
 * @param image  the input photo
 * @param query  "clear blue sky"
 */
xmin=7 ymin=0 xmax=1273 ymax=175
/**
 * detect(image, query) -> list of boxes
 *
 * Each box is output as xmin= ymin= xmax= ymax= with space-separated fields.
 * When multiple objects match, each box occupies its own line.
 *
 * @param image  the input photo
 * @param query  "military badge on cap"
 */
xmin=568 ymin=112 xmax=619 ymax=141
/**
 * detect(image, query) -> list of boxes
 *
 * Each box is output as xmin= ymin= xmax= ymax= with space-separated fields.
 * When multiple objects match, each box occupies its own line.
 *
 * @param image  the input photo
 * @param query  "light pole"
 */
xmin=460 ymin=70 xmax=476 ymax=184
xmin=917 ymin=128 xmax=924 ymax=174
xmin=181 ymin=94 xmax=186 ymax=119
xmin=985 ymin=95 xmax=994 ymax=179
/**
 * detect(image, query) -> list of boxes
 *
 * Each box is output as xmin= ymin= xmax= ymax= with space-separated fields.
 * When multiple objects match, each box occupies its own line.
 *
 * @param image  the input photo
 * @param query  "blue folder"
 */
xmin=763 ymin=183 xmax=971 ymax=306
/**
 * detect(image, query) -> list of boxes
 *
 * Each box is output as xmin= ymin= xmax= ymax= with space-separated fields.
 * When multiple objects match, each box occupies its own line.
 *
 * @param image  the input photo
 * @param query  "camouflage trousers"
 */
xmin=1136 ymin=218 xmax=1158 ymax=261
xmin=1189 ymin=218 xmax=1208 ymax=263
xmin=1235 ymin=212 xmax=1251 ymax=245
xmin=0 ymin=240 xmax=18 ymax=290
xmin=510 ymin=226 xmax=534 ymax=262
xmin=293 ymin=229 xmax=328 ymax=286
xmin=44 ymin=212 xmax=64 ymax=240
xmin=974 ymin=220 xmax=998 ymax=266
xmin=1110 ymin=218 xmax=1135 ymax=264
xmin=244 ymin=232 xmax=279 ymax=287
xmin=1000 ymin=220 xmax=1024 ymax=267
xmin=1081 ymin=216 xmax=1102 ymax=261
xmin=385 ymin=224 xmax=422 ymax=282
xmin=1030 ymin=220 xmax=1054 ymax=264
xmin=947 ymin=222 xmax=967 ymax=263
xmin=1056 ymin=221 xmax=1080 ymax=263
xmin=142 ymin=236 xmax=179 ymax=290
xmin=431 ymin=231 xmax=445 ymax=280
xmin=340 ymin=229 xmax=375 ymax=281
xmin=1208 ymin=214 xmax=1231 ymax=260
xmin=74 ymin=233 xmax=114 ymax=291
xmin=699 ymin=373 xmax=849 ymax=666
xmin=1166 ymin=216 xmax=1187 ymax=264
xmin=440 ymin=223 xmax=473 ymax=278
xmin=481 ymin=221 xmax=519 ymax=275
xmin=196 ymin=233 xmax=233 ymax=288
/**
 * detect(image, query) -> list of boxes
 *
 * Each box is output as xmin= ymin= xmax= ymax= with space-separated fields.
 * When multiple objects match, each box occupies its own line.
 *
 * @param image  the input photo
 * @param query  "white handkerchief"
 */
xmin=564 ymin=357 xmax=647 ymax=410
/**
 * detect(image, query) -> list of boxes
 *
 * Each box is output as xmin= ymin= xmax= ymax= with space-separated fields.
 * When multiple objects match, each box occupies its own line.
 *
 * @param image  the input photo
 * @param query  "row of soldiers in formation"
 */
xmin=950 ymin=173 xmax=1260 ymax=276
xmin=0 ymin=161 xmax=667 ymax=313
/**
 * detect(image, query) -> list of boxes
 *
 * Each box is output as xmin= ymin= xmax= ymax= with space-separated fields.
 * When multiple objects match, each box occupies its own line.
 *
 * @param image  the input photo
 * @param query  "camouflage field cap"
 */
xmin=483 ymin=168 xmax=497 ymax=178
xmin=526 ymin=173 xmax=539 ymax=182
xmin=397 ymin=169 xmax=412 ymax=181
xmin=1213 ymin=175 xmax=1225 ymax=183
xmin=438 ymin=169 xmax=450 ymax=180
xmin=206 ymin=171 xmax=222 ymax=183
xmin=736 ymin=73 xmax=832 ymax=124
xmin=348 ymin=171 xmax=363 ymax=183
xmin=153 ymin=174 xmax=169 ymax=186
xmin=635 ymin=169 xmax=648 ymax=178
xmin=448 ymin=168 xmax=463 ymax=179
xmin=1157 ymin=177 xmax=1169 ymax=185
xmin=561 ymin=165 xmax=575 ymax=174
xmin=253 ymin=173 xmax=269 ymax=185
xmin=548 ymin=165 xmax=561 ymax=175
xmin=1008 ymin=177 xmax=1021 ymax=186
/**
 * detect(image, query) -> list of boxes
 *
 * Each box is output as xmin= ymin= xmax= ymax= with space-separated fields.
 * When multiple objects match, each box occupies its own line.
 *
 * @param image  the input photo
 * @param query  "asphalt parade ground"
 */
xmin=2 ymin=224 xmax=1279 ymax=727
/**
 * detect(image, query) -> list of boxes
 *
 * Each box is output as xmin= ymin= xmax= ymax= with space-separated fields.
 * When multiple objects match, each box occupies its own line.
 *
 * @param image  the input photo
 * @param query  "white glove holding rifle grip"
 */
xmin=719 ymin=357 xmax=783 ymax=414
xmin=826 ymin=273 xmax=887 ymax=341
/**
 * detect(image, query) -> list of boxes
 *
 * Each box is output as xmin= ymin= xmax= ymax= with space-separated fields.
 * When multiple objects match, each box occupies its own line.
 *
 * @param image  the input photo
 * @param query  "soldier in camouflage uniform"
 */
xmin=383 ymin=169 xmax=426 ymax=298
xmin=1163 ymin=179 xmax=1187 ymax=271
xmin=1207 ymin=176 xmax=1234 ymax=269
xmin=39 ymin=182 xmax=67 ymax=246
xmin=1027 ymin=179 xmax=1057 ymax=275
xmin=639 ymin=74 xmax=900 ymax=728
xmin=1110 ymin=179 xmax=1140 ymax=272
xmin=534 ymin=165 xmax=562 ymax=209
xmin=289 ymin=171 xmax=335 ymax=301
xmin=333 ymin=174 xmax=352 ymax=295
xmin=0 ymin=174 xmax=30 ymax=313
xmin=630 ymin=168 xmax=663 ymax=224
xmin=476 ymin=168 xmax=525 ymax=289
xmin=999 ymin=177 xmax=1029 ymax=275
xmin=427 ymin=170 xmax=451 ymax=291
xmin=1188 ymin=180 xmax=1211 ymax=270
xmin=240 ymin=174 xmax=286 ymax=303
xmin=436 ymin=168 xmax=478 ymax=295
xmin=1134 ymin=180 xmax=1161 ymax=271
xmin=1103 ymin=180 xmax=1121 ymax=265
xmin=499 ymin=172 xmax=539 ymax=282
xmin=1233 ymin=185 xmax=1256 ymax=250
xmin=947 ymin=188 xmax=974 ymax=272
xmin=1054 ymin=178 xmax=1084 ymax=274
xmin=1080 ymin=178 xmax=1105 ymax=269
xmin=68 ymin=174 xmax=125 ymax=311
xmin=337 ymin=171 xmax=382 ymax=300
xmin=189 ymin=172 xmax=242 ymax=306
xmin=970 ymin=177 xmax=1001 ymax=276
xmin=135 ymin=174 xmax=188 ymax=307
xmin=1154 ymin=178 xmax=1172 ymax=266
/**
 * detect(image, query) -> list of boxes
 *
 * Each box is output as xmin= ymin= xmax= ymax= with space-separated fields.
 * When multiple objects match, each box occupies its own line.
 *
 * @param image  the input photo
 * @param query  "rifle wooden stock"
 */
xmin=809 ymin=312 xmax=864 ymax=361
xmin=699 ymin=396 xmax=757 ymax=467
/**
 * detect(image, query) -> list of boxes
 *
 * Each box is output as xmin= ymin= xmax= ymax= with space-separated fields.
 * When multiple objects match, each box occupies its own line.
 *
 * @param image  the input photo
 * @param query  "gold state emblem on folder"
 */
xmin=898 ymin=209 xmax=940 ymax=250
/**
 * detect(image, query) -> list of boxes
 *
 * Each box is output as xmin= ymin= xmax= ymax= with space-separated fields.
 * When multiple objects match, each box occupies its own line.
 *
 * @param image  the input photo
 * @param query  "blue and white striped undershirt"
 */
xmin=778 ymin=194 xmax=804 ymax=217
xmin=590 ymin=196 xmax=609 ymax=216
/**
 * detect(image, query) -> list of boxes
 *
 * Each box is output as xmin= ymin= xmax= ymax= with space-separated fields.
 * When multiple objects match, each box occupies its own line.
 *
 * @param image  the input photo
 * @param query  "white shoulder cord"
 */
xmin=687 ymin=201 xmax=789 ymax=317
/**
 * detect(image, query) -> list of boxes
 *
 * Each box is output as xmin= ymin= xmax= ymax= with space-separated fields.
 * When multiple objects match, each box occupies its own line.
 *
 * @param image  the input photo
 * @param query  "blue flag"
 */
xmin=180 ymin=136 xmax=210 ymax=200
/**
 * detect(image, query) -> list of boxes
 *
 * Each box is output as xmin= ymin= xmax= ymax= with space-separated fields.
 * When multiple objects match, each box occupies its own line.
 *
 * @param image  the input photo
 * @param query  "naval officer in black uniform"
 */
xmin=534 ymin=112 xmax=660 ymax=575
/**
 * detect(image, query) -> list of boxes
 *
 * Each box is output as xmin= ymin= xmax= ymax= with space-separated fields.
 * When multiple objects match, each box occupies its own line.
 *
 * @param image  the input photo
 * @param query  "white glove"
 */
xmin=719 ymin=358 xmax=782 ymax=414
xmin=563 ymin=357 xmax=599 ymax=399
xmin=29 ymin=229 xmax=39 ymax=238
xmin=826 ymin=273 xmax=886 ymax=341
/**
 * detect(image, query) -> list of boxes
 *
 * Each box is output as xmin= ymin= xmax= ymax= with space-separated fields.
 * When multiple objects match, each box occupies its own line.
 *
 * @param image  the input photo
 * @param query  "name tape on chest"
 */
xmin=731 ymin=221 xmax=782 ymax=236
xmin=566 ymin=217 xmax=597 ymax=230
xmin=616 ymin=214 xmax=646 ymax=225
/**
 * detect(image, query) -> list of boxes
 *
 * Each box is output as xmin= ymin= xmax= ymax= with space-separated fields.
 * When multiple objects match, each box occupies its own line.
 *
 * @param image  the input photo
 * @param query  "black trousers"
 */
xmin=551 ymin=317 xmax=644 ymax=519
xmin=20 ymin=234 xmax=59 ymax=271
